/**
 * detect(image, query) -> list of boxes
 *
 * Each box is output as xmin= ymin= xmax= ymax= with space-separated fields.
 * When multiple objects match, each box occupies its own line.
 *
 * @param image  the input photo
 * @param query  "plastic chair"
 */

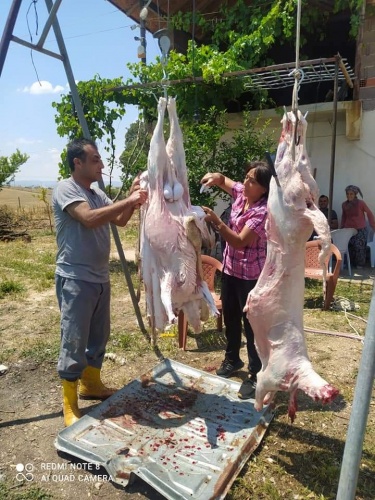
xmin=305 ymin=240 xmax=342 ymax=310
xmin=330 ymin=228 xmax=357 ymax=276
xmin=367 ymin=226 xmax=375 ymax=267
xmin=178 ymin=254 xmax=223 ymax=350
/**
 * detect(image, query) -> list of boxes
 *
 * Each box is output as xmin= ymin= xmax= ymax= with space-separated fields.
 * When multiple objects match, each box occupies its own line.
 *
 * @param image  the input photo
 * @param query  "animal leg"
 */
xmin=160 ymin=272 xmax=177 ymax=324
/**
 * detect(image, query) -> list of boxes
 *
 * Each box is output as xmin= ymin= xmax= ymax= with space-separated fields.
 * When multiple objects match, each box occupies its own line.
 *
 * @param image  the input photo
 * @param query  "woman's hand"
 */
xmin=200 ymin=173 xmax=224 ymax=190
xmin=202 ymin=206 xmax=222 ymax=229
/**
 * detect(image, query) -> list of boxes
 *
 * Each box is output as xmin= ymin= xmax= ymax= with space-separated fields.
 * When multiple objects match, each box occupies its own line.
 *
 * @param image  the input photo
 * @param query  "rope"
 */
xmin=304 ymin=327 xmax=364 ymax=342
xmin=192 ymin=0 xmax=199 ymax=121
xmin=290 ymin=0 xmax=303 ymax=161
xmin=159 ymin=0 xmax=171 ymax=99
xmin=291 ymin=0 xmax=302 ymax=113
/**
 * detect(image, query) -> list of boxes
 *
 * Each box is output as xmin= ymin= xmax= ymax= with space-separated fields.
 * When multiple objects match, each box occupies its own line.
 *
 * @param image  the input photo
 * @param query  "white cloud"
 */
xmin=14 ymin=138 xmax=43 ymax=146
xmin=47 ymin=148 xmax=62 ymax=163
xmin=21 ymin=81 xmax=65 ymax=95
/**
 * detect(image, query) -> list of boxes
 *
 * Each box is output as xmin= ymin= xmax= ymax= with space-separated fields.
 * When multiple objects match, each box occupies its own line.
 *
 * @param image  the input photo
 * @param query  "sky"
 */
xmin=0 ymin=0 xmax=161 ymax=183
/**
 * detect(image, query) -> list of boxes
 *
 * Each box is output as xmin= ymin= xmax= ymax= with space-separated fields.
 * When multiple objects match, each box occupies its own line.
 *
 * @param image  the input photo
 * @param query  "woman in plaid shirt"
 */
xmin=201 ymin=161 xmax=272 ymax=399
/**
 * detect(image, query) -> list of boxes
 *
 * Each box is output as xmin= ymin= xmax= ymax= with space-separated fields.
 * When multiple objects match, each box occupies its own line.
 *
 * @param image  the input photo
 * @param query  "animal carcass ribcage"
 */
xmin=140 ymin=97 xmax=218 ymax=336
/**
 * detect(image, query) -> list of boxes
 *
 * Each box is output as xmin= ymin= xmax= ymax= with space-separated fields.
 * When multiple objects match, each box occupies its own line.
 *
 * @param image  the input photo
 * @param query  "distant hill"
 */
xmin=0 ymin=186 xmax=51 ymax=208
xmin=13 ymin=180 xmax=58 ymax=188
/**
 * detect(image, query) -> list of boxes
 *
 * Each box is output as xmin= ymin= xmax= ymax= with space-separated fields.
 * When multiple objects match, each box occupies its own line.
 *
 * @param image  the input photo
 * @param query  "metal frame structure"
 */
xmin=0 ymin=0 xmax=147 ymax=335
xmin=0 ymin=3 xmax=374 ymax=499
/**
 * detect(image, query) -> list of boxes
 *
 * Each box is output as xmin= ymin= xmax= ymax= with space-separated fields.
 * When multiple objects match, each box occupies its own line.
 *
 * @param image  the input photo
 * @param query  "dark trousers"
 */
xmin=348 ymin=227 xmax=368 ymax=267
xmin=55 ymin=276 xmax=111 ymax=380
xmin=221 ymin=273 xmax=262 ymax=375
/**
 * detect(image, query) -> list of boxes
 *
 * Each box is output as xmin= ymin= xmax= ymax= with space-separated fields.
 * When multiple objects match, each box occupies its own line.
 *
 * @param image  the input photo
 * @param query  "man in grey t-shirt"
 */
xmin=52 ymin=138 xmax=147 ymax=427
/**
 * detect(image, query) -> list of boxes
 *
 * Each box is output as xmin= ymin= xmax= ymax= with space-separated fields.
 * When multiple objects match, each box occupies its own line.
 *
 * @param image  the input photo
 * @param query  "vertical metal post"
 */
xmin=328 ymin=55 xmax=339 ymax=226
xmin=139 ymin=0 xmax=147 ymax=64
xmin=0 ymin=0 xmax=23 ymax=77
xmin=353 ymin=0 xmax=366 ymax=101
xmin=44 ymin=0 xmax=147 ymax=333
xmin=336 ymin=285 xmax=375 ymax=499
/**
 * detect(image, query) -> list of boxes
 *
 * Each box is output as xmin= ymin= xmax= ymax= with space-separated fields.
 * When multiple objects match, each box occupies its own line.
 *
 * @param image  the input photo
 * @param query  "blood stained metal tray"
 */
xmin=55 ymin=358 xmax=273 ymax=499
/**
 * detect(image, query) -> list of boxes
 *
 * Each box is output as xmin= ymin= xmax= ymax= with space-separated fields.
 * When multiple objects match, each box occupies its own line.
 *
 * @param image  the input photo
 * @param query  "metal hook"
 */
xmin=288 ymin=67 xmax=305 ymax=96
xmin=161 ymin=67 xmax=169 ymax=100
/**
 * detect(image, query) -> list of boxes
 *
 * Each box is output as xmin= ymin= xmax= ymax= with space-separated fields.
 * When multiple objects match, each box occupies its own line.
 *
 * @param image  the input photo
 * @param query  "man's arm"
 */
xmin=66 ymin=189 xmax=147 ymax=228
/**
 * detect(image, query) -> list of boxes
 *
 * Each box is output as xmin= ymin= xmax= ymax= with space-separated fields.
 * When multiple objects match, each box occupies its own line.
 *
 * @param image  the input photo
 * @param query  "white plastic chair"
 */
xmin=367 ymin=226 xmax=375 ymax=267
xmin=330 ymin=228 xmax=358 ymax=276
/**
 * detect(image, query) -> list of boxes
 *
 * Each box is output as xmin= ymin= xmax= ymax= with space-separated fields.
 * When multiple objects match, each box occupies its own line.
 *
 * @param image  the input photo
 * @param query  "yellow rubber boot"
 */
xmin=62 ymin=379 xmax=81 ymax=427
xmin=79 ymin=366 xmax=116 ymax=400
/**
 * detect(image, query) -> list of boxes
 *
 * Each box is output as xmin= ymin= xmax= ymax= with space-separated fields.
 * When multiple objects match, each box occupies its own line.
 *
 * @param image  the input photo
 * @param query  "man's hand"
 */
xmin=129 ymin=172 xmax=142 ymax=195
xmin=127 ymin=188 xmax=148 ymax=208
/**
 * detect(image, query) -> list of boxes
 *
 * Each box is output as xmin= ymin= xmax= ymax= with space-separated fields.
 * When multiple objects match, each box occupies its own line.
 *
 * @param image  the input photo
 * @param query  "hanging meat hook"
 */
xmin=289 ymin=68 xmax=305 ymax=147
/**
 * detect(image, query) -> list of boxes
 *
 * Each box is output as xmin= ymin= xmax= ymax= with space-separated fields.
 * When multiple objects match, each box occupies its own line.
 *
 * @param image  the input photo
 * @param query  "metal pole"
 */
xmin=0 ymin=0 xmax=22 ymax=77
xmin=328 ymin=55 xmax=339 ymax=226
xmin=44 ymin=0 xmax=147 ymax=333
xmin=353 ymin=1 xmax=366 ymax=101
xmin=139 ymin=0 xmax=147 ymax=65
xmin=37 ymin=0 xmax=63 ymax=47
xmin=336 ymin=285 xmax=375 ymax=499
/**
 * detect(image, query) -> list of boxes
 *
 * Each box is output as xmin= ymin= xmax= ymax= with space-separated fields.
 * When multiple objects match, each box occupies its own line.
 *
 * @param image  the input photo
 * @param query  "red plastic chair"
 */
xmin=305 ymin=240 xmax=342 ymax=310
xmin=178 ymin=255 xmax=223 ymax=350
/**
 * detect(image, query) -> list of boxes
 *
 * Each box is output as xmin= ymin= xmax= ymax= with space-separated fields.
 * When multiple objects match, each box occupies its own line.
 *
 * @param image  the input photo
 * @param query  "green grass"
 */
xmin=115 ymin=216 xmax=140 ymax=249
xmin=20 ymin=339 xmax=60 ymax=364
xmin=0 ymin=237 xmax=56 ymax=293
xmin=305 ymin=278 xmax=373 ymax=316
xmin=0 ymin=279 xmax=25 ymax=298
xmin=0 ymin=484 xmax=52 ymax=500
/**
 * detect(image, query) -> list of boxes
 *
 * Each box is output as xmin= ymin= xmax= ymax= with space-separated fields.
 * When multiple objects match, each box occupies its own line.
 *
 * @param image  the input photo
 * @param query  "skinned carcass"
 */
xmin=140 ymin=97 xmax=217 ymax=340
xmin=244 ymin=110 xmax=339 ymax=422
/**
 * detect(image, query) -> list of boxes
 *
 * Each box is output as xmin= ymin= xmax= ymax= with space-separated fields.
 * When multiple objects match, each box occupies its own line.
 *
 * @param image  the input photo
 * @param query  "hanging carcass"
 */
xmin=140 ymin=97 xmax=217 ymax=341
xmin=244 ymin=110 xmax=339 ymax=422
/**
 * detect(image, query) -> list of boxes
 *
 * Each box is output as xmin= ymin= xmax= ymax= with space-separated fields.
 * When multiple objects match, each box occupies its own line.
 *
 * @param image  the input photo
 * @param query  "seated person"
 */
xmin=341 ymin=185 xmax=375 ymax=268
xmin=318 ymin=195 xmax=338 ymax=229
xmin=309 ymin=195 xmax=338 ymax=240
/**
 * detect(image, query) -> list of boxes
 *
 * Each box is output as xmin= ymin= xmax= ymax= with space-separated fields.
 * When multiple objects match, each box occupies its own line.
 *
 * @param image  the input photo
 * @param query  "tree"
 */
xmin=52 ymin=0 xmax=363 ymax=197
xmin=119 ymin=121 xmax=150 ymax=194
xmin=52 ymin=75 xmax=129 ymax=189
xmin=34 ymin=187 xmax=53 ymax=234
xmin=0 ymin=150 xmax=29 ymax=190
xmin=187 ymin=108 xmax=275 ymax=206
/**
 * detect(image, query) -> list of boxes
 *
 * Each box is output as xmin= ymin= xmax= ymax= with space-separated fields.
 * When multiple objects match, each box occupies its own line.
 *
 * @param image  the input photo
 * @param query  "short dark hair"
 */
xmin=319 ymin=195 xmax=328 ymax=201
xmin=244 ymin=160 xmax=272 ymax=199
xmin=66 ymin=138 xmax=97 ymax=171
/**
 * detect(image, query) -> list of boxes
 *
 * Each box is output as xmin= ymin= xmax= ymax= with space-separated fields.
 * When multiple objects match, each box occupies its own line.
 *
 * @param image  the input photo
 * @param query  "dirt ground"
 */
xmin=0 ymin=242 xmax=374 ymax=499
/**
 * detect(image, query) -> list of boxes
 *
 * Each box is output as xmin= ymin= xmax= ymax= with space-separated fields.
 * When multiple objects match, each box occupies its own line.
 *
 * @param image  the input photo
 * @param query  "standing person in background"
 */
xmin=52 ymin=138 xmax=147 ymax=426
xmin=201 ymin=161 xmax=272 ymax=400
xmin=341 ymin=185 xmax=375 ymax=268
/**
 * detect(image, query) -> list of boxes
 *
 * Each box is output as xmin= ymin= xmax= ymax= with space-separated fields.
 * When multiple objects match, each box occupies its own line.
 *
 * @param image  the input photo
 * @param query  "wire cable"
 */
xmin=26 ymin=0 xmax=41 ymax=85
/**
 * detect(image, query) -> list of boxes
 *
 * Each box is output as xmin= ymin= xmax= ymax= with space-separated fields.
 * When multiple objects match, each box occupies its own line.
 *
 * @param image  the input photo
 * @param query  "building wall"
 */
xmin=307 ymin=109 xmax=375 ymax=224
